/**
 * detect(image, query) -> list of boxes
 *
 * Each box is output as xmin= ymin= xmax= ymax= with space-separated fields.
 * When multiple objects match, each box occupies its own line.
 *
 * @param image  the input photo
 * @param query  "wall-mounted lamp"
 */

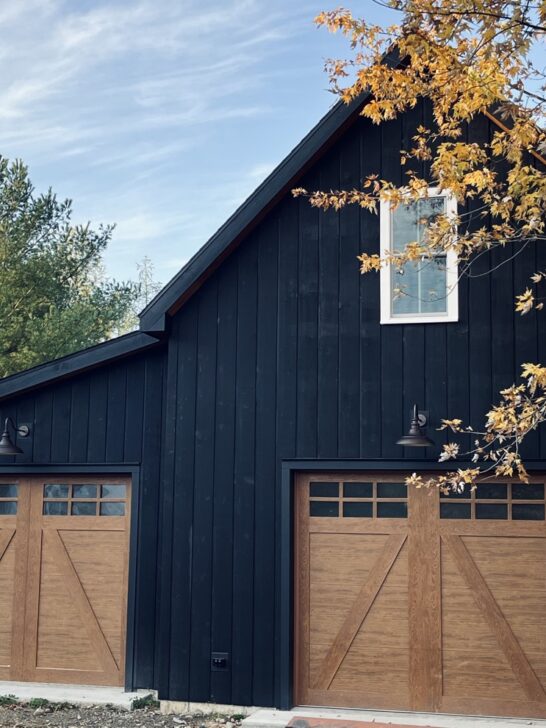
xmin=0 ymin=418 xmax=31 ymax=456
xmin=397 ymin=404 xmax=434 ymax=448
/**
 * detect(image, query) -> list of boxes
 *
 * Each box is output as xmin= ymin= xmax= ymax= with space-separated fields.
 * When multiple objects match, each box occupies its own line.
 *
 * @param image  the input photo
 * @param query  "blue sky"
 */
xmin=0 ymin=0 xmax=392 ymax=287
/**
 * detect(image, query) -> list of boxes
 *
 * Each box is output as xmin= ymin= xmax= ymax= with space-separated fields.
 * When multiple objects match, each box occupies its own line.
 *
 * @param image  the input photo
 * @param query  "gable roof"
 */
xmin=0 ymin=331 xmax=161 ymax=401
xmin=138 ymin=49 xmax=401 ymax=332
xmin=0 ymin=50 xmax=400 ymax=400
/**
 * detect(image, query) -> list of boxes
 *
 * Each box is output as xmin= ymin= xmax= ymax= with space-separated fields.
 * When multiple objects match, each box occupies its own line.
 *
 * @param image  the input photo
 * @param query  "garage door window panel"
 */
xmin=42 ymin=482 xmax=127 ymax=517
xmin=309 ymin=479 xmax=408 ymax=519
xmin=0 ymin=484 xmax=17 ymax=515
xmin=440 ymin=482 xmax=546 ymax=520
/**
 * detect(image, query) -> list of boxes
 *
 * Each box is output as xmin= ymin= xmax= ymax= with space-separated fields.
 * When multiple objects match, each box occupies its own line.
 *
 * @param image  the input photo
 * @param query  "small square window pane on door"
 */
xmin=72 ymin=502 xmax=97 ymax=516
xmin=343 ymin=482 xmax=373 ymax=498
xmin=43 ymin=501 xmax=68 ymax=516
xmin=73 ymin=484 xmax=97 ymax=498
xmin=476 ymin=503 xmax=508 ymax=519
xmin=0 ymin=484 xmax=17 ymax=498
xmin=512 ymin=504 xmax=545 ymax=520
xmin=440 ymin=502 xmax=471 ymax=519
xmin=476 ymin=483 xmax=508 ymax=499
xmin=100 ymin=502 xmax=125 ymax=516
xmin=512 ymin=483 xmax=544 ymax=500
xmin=44 ymin=484 xmax=69 ymax=498
xmin=101 ymin=484 xmax=126 ymax=499
xmin=309 ymin=482 xmax=339 ymax=498
xmin=377 ymin=501 xmax=407 ymax=518
xmin=309 ymin=501 xmax=339 ymax=517
xmin=0 ymin=502 xmax=17 ymax=515
xmin=377 ymin=482 xmax=407 ymax=498
xmin=343 ymin=502 xmax=373 ymax=518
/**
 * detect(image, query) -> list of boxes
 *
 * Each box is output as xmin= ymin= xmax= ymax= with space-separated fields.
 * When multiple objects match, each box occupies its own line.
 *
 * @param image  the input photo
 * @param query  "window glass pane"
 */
xmin=73 ymin=484 xmax=97 ymax=499
xmin=71 ymin=502 xmax=97 ymax=516
xmin=44 ymin=484 xmax=69 ymax=499
xmin=392 ymin=262 xmax=420 ymax=314
xmin=309 ymin=501 xmax=338 ymax=517
xmin=0 ymin=484 xmax=17 ymax=498
xmin=392 ymin=260 xmax=447 ymax=315
xmin=100 ymin=502 xmax=125 ymax=516
xmin=377 ymin=501 xmax=407 ymax=518
xmin=512 ymin=483 xmax=544 ymax=500
xmin=343 ymin=482 xmax=372 ymax=498
xmin=343 ymin=502 xmax=373 ymax=518
xmin=512 ymin=504 xmax=545 ymax=521
xmin=440 ymin=502 xmax=471 ymax=519
xmin=476 ymin=503 xmax=507 ymax=519
xmin=392 ymin=201 xmax=419 ymax=253
xmin=377 ymin=482 xmax=407 ymax=499
xmin=391 ymin=196 xmax=448 ymax=316
xmin=43 ymin=501 xmax=68 ymax=516
xmin=420 ymin=257 xmax=447 ymax=313
xmin=440 ymin=488 xmax=471 ymax=499
xmin=476 ymin=483 xmax=507 ymax=500
xmin=309 ymin=482 xmax=338 ymax=498
xmin=101 ymin=484 xmax=126 ymax=499
xmin=0 ymin=502 xmax=17 ymax=515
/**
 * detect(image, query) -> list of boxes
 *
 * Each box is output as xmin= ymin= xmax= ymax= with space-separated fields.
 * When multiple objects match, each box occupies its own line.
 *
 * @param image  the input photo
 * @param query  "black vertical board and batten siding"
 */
xmin=0 ymin=103 xmax=542 ymax=706
xmin=0 ymin=348 xmax=166 ymax=690
xmin=159 ymin=107 xmax=543 ymax=707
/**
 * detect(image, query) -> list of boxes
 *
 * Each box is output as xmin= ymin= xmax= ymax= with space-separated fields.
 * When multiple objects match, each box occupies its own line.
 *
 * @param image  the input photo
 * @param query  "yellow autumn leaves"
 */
xmin=303 ymin=1 xmax=546 ymax=493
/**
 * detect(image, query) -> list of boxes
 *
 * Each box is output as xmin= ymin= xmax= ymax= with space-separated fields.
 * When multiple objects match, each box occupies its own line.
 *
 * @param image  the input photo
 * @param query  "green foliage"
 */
xmin=0 ymin=157 xmax=139 ymax=377
xmin=131 ymin=693 xmax=160 ymax=710
xmin=28 ymin=698 xmax=49 ymax=709
xmin=0 ymin=694 xmax=18 ymax=706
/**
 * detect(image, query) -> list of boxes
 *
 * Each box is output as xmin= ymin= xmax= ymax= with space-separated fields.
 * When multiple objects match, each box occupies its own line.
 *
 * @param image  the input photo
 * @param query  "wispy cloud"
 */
xmin=0 ymin=0 xmax=367 ymax=280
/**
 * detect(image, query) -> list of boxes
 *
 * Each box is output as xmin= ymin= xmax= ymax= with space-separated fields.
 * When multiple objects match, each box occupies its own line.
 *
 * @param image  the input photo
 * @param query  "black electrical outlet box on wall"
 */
xmin=211 ymin=652 xmax=229 ymax=671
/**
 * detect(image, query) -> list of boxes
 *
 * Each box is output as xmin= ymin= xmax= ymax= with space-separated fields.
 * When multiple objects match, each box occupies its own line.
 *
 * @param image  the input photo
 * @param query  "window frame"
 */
xmin=379 ymin=187 xmax=459 ymax=324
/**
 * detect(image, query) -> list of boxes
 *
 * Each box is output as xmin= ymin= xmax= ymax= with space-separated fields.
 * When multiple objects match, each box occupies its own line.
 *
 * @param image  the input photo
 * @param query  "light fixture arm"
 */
xmin=2 ymin=417 xmax=30 ymax=439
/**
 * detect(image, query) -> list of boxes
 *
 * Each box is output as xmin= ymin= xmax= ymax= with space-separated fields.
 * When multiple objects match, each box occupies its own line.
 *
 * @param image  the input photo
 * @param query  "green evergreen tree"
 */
xmin=0 ymin=157 xmax=139 ymax=377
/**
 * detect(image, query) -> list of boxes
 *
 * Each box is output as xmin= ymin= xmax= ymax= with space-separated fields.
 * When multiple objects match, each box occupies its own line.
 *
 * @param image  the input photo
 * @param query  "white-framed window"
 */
xmin=380 ymin=187 xmax=458 ymax=324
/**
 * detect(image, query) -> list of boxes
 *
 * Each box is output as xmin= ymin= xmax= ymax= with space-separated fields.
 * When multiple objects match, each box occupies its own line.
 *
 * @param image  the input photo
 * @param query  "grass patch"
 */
xmin=0 ymin=695 xmax=18 ymax=707
xmin=131 ymin=694 xmax=160 ymax=710
xmin=28 ymin=698 xmax=49 ymax=709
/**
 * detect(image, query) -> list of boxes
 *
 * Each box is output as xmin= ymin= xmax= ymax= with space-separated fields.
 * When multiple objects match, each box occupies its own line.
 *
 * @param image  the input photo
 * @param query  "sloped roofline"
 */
xmin=0 ymin=331 xmax=162 ymax=401
xmin=138 ymin=49 xmax=402 ymax=333
xmin=0 ymin=55 xmax=401 ymax=401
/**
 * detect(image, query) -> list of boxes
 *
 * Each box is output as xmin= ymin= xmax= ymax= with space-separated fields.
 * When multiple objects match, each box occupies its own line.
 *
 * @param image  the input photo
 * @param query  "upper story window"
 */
xmin=380 ymin=188 xmax=458 ymax=324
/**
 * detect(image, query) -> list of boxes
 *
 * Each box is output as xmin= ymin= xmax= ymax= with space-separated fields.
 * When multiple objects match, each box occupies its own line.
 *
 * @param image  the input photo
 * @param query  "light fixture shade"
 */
xmin=397 ymin=404 xmax=434 ymax=448
xmin=0 ymin=429 xmax=23 ymax=455
xmin=0 ymin=418 xmax=30 ymax=456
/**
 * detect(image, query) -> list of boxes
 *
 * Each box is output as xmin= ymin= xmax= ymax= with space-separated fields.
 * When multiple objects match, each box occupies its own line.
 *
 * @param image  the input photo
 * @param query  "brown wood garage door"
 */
xmin=0 ymin=475 xmax=131 ymax=686
xmin=294 ymin=472 xmax=546 ymax=720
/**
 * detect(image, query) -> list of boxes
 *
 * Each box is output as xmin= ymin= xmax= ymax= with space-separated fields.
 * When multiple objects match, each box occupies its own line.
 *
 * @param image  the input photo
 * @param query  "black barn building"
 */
xmin=0 ymin=93 xmax=545 ymax=721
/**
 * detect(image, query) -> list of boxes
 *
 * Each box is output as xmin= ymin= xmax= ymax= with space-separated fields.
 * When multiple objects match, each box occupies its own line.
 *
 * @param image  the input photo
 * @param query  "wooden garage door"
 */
xmin=294 ymin=472 xmax=546 ymax=720
xmin=0 ymin=476 xmax=131 ymax=686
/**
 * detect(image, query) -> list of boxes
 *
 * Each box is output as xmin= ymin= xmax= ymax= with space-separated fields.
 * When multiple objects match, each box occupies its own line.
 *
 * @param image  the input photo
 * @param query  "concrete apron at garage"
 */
xmin=0 ymin=681 xmax=146 ymax=709
xmin=242 ymin=708 xmax=546 ymax=728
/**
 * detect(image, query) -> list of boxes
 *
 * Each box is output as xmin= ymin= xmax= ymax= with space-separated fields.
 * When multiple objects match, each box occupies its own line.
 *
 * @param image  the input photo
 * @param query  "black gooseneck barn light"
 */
xmin=397 ymin=404 xmax=434 ymax=447
xmin=0 ymin=418 xmax=30 ymax=455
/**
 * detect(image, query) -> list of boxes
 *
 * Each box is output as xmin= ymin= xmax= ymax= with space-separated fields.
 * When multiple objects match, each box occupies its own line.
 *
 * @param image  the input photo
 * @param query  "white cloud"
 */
xmin=0 ymin=0 xmax=337 ymax=280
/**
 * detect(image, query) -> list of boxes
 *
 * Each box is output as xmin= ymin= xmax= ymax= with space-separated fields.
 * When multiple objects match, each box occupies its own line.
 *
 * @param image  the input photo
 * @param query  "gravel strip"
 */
xmin=0 ymin=704 xmax=245 ymax=728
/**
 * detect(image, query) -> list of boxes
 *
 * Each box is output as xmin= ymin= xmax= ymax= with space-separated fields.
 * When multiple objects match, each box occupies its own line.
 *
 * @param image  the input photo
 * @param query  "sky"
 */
xmin=0 ymin=0 xmax=393 ymax=288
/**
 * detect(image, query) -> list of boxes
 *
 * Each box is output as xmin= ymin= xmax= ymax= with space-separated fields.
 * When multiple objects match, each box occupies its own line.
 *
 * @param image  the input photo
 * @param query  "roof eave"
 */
xmin=0 ymin=331 xmax=162 ymax=401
